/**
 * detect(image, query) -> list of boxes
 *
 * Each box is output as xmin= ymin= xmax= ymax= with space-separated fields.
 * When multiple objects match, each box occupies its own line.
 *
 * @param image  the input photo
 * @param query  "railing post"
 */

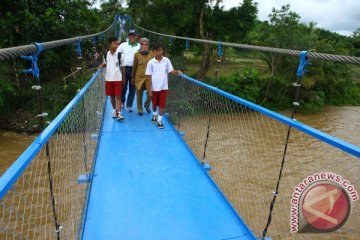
xmin=262 ymin=51 xmax=309 ymax=239
xmin=21 ymin=43 xmax=62 ymax=239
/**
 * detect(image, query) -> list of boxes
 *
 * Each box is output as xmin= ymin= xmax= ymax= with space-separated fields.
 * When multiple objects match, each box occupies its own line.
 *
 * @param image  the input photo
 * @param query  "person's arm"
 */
xmin=116 ymin=44 xmax=126 ymax=84
xmin=98 ymin=62 xmax=106 ymax=69
xmin=122 ymin=67 xmax=126 ymax=84
xmin=146 ymin=75 xmax=152 ymax=96
xmin=98 ymin=53 xmax=107 ymax=69
xmin=167 ymin=58 xmax=182 ymax=75
xmin=145 ymin=61 xmax=153 ymax=96
xmin=170 ymin=70 xmax=183 ymax=75
xmin=132 ymin=54 xmax=138 ymax=85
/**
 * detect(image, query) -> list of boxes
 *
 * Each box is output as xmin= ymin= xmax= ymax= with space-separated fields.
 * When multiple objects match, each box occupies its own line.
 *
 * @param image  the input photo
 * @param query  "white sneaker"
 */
xmin=112 ymin=110 xmax=118 ymax=118
xmin=117 ymin=113 xmax=124 ymax=120
xmin=127 ymin=107 xmax=133 ymax=112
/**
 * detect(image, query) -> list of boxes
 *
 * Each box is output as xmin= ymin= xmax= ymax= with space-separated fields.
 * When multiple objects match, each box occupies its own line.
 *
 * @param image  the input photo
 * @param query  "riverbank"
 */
xmin=0 ymin=109 xmax=41 ymax=133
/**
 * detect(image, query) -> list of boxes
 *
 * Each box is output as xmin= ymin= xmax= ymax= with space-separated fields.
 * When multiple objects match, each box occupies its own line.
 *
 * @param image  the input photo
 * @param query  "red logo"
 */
xmin=300 ymin=182 xmax=351 ymax=232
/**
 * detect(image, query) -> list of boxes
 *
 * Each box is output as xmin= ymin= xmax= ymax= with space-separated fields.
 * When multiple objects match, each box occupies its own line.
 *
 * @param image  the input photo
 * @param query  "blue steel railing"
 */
xmin=0 ymin=69 xmax=102 ymax=199
xmin=179 ymin=74 xmax=360 ymax=158
xmin=0 ymin=69 xmax=105 ymax=239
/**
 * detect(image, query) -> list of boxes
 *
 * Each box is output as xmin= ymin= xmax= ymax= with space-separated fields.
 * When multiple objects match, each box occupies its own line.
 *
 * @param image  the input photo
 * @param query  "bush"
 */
xmin=207 ymin=67 xmax=263 ymax=103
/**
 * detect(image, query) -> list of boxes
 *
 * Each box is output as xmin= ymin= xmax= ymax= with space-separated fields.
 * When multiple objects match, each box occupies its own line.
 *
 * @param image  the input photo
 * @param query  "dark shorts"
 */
xmin=105 ymin=81 xmax=122 ymax=96
xmin=152 ymin=90 xmax=168 ymax=108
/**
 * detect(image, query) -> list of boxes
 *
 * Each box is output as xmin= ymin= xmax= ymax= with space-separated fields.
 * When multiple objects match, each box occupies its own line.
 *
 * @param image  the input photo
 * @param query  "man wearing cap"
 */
xmin=117 ymin=29 xmax=140 ymax=112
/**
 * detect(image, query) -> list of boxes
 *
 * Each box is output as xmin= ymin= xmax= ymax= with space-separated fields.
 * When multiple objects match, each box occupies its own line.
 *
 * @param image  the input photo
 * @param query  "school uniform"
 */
xmin=145 ymin=56 xmax=174 ymax=109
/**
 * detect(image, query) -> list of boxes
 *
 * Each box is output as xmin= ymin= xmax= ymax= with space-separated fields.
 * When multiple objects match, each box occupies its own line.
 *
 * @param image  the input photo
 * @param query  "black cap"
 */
xmin=128 ymin=29 xmax=137 ymax=35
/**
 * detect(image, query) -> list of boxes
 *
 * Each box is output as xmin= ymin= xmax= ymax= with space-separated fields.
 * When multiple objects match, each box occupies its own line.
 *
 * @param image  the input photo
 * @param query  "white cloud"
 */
xmin=221 ymin=0 xmax=360 ymax=36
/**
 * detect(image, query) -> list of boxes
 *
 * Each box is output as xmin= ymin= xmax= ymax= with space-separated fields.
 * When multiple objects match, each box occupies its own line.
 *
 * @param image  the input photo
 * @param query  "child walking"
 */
xmin=145 ymin=44 xmax=182 ymax=129
xmin=99 ymin=37 xmax=124 ymax=120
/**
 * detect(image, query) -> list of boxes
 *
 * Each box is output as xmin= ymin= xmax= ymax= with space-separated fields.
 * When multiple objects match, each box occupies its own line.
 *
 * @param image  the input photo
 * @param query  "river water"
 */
xmin=0 ymin=130 xmax=37 ymax=175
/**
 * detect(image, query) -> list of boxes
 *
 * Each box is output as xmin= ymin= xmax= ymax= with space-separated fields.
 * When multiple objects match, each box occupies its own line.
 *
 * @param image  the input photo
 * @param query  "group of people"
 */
xmin=99 ymin=30 xmax=182 ymax=129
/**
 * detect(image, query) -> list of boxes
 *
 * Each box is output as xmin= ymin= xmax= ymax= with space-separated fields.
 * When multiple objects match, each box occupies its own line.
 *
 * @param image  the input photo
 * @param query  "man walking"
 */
xmin=117 ymin=29 xmax=140 ymax=112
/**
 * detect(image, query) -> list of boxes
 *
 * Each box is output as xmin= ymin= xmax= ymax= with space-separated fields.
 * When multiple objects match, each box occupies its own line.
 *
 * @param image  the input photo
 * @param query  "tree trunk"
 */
xmin=195 ymin=4 xmax=211 ymax=80
xmin=260 ymin=53 xmax=275 ymax=105
xmin=196 ymin=43 xmax=211 ymax=80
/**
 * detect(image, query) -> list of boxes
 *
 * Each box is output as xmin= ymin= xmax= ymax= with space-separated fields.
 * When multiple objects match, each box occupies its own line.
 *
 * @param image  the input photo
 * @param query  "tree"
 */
xmin=0 ymin=0 xmax=104 ymax=114
xmin=350 ymin=28 xmax=360 ymax=56
xmin=247 ymin=4 xmax=319 ymax=105
xmin=126 ymin=0 xmax=257 ymax=80
xmin=195 ymin=0 xmax=258 ymax=79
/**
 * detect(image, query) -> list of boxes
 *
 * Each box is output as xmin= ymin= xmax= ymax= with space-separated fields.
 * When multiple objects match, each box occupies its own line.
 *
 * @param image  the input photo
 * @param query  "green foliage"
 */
xmin=350 ymin=28 xmax=360 ymax=56
xmin=0 ymin=76 xmax=17 ymax=114
xmin=207 ymin=67 xmax=263 ymax=103
xmin=300 ymin=91 xmax=325 ymax=114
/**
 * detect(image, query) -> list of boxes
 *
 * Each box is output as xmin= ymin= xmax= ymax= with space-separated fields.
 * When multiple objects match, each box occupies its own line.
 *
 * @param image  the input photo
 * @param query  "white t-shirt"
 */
xmin=105 ymin=51 xmax=124 ymax=81
xmin=117 ymin=41 xmax=140 ymax=67
xmin=145 ymin=57 xmax=174 ymax=91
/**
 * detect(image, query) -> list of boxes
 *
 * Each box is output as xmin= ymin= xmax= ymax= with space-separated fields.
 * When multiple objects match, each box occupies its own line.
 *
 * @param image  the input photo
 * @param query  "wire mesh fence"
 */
xmin=167 ymin=75 xmax=360 ymax=239
xmin=0 ymin=71 xmax=105 ymax=239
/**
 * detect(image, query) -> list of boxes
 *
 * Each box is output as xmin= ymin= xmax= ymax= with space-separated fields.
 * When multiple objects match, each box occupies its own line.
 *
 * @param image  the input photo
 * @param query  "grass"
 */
xmin=182 ymin=51 xmax=270 ymax=78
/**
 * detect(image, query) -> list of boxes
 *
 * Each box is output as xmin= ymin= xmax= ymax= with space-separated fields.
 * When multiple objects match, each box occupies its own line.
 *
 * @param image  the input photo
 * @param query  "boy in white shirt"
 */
xmin=99 ymin=37 xmax=124 ymax=120
xmin=145 ymin=44 xmax=182 ymax=129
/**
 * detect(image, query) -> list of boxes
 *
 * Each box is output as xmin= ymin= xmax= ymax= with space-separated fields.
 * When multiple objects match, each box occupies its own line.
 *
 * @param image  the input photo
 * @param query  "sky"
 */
xmin=220 ymin=0 xmax=360 ymax=36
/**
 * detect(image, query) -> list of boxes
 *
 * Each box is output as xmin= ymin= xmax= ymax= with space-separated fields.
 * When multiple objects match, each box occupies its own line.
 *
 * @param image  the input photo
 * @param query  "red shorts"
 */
xmin=105 ymin=81 xmax=122 ymax=96
xmin=152 ymin=90 xmax=168 ymax=108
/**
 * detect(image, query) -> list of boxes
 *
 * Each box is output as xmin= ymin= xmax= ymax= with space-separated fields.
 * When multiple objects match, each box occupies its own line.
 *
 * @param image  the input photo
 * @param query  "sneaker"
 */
xmin=112 ymin=111 xmax=118 ymax=118
xmin=127 ymin=107 xmax=133 ymax=112
xmin=157 ymin=121 xmax=164 ymax=129
xmin=138 ymin=112 xmax=143 ymax=116
xmin=145 ymin=107 xmax=151 ymax=113
xmin=117 ymin=113 xmax=124 ymax=120
xmin=151 ymin=115 xmax=157 ymax=124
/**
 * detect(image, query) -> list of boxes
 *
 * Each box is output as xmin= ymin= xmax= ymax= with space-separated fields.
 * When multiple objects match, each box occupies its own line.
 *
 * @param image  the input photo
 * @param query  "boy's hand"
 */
xmin=148 ymin=90 xmax=152 ymax=96
xmin=131 ymin=78 xmax=135 ymax=85
xmin=177 ymin=70 xmax=183 ymax=75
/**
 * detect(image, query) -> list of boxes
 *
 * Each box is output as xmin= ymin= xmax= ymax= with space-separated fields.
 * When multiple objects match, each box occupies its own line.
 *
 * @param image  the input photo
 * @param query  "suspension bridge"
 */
xmin=0 ymin=14 xmax=359 ymax=240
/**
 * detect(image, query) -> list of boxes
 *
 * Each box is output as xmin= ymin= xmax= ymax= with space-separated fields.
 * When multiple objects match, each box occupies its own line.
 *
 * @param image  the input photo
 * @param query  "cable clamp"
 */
xmin=217 ymin=41 xmax=223 ymax=58
xmin=272 ymin=191 xmax=278 ymax=196
xmin=296 ymin=50 xmax=309 ymax=77
xmin=21 ymin=43 xmax=44 ymax=80
xmin=75 ymin=38 xmax=82 ymax=57
xmin=293 ymin=83 xmax=301 ymax=87
xmin=169 ymin=37 xmax=173 ymax=46
xmin=185 ymin=38 xmax=190 ymax=50
xmin=293 ymin=102 xmax=300 ymax=106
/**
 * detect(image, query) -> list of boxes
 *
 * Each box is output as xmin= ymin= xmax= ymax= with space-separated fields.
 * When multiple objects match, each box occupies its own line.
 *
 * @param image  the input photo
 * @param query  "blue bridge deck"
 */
xmin=82 ymin=98 xmax=255 ymax=240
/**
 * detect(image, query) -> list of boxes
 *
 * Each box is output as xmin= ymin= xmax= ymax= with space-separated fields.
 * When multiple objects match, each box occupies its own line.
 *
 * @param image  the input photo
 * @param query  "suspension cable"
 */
xmin=128 ymin=16 xmax=360 ymax=65
xmin=0 ymin=22 xmax=114 ymax=61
